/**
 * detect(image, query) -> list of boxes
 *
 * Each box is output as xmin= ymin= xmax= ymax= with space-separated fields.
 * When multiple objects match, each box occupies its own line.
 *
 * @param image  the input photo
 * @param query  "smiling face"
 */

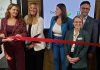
xmin=55 ymin=6 xmax=62 ymax=17
xmin=80 ymin=4 xmax=90 ymax=17
xmin=73 ymin=17 xmax=83 ymax=29
xmin=9 ymin=6 xmax=19 ymax=18
xmin=29 ymin=4 xmax=38 ymax=16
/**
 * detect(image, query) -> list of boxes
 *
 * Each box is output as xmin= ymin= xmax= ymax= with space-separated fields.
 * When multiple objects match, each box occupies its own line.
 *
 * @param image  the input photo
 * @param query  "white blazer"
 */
xmin=24 ymin=15 xmax=45 ymax=51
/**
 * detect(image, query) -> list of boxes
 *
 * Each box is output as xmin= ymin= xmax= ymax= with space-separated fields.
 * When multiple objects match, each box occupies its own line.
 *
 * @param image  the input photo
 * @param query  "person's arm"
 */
xmin=48 ymin=16 xmax=55 ymax=38
xmin=47 ymin=16 xmax=55 ymax=49
xmin=0 ymin=33 xmax=5 ymax=44
xmin=0 ymin=38 xmax=14 ymax=45
xmin=91 ymin=20 xmax=98 ymax=52
xmin=67 ymin=17 xmax=74 ymax=30
xmin=78 ymin=31 xmax=90 ymax=59
xmin=15 ymin=20 xmax=27 ymax=37
xmin=35 ymin=17 xmax=44 ymax=36
xmin=0 ymin=39 xmax=3 ymax=45
xmin=66 ymin=54 xmax=80 ymax=64
xmin=64 ymin=30 xmax=71 ymax=55
xmin=0 ymin=46 xmax=2 ymax=54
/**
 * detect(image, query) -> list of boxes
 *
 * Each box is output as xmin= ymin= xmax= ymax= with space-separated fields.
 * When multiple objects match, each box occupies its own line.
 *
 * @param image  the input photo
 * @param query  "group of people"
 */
xmin=0 ymin=1 xmax=98 ymax=70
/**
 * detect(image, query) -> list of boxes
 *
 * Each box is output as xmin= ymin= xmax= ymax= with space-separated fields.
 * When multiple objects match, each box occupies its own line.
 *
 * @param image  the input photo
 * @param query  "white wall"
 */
xmin=0 ymin=0 xmax=17 ymax=19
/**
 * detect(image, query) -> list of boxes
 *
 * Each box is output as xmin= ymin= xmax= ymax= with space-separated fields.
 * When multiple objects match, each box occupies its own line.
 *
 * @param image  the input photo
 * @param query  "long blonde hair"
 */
xmin=26 ymin=3 xmax=39 ymax=25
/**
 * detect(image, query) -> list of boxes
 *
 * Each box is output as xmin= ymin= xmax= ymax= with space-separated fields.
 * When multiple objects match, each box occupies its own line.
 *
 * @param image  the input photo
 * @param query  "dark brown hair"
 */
xmin=55 ymin=3 xmax=67 ymax=23
xmin=80 ymin=1 xmax=91 ymax=7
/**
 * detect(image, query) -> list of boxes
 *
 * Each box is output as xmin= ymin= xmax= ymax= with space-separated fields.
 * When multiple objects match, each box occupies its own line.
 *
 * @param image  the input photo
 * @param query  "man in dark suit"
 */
xmin=80 ymin=1 xmax=98 ymax=70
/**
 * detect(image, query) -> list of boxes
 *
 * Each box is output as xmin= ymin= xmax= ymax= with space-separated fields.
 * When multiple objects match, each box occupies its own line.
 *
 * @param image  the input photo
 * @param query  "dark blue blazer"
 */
xmin=48 ymin=16 xmax=73 ymax=48
xmin=48 ymin=16 xmax=73 ymax=39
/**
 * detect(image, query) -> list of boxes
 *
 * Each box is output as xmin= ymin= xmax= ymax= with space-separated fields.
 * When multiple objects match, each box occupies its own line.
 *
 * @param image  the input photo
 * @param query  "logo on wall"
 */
xmin=50 ymin=10 xmax=80 ymax=17
xmin=50 ymin=10 xmax=72 ymax=17
xmin=66 ymin=11 xmax=71 ymax=16
xmin=67 ymin=11 xmax=80 ymax=17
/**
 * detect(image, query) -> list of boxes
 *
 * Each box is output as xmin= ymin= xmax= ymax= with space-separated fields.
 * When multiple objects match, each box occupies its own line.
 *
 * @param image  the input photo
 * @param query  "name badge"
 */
xmin=77 ymin=37 xmax=83 ymax=40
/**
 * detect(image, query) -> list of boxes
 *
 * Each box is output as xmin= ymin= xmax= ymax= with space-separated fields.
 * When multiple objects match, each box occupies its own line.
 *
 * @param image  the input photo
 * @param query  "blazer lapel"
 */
xmin=74 ymin=30 xmax=83 ymax=54
xmin=66 ymin=30 xmax=74 ymax=53
xmin=2 ymin=18 xmax=7 ymax=36
xmin=83 ymin=16 xmax=90 ymax=30
xmin=68 ymin=30 xmax=74 ymax=48
xmin=12 ymin=20 xmax=19 ymax=34
xmin=76 ymin=30 xmax=83 ymax=41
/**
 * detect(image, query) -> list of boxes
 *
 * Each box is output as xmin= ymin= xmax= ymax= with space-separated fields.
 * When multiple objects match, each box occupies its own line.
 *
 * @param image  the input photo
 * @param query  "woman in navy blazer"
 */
xmin=48 ymin=3 xmax=73 ymax=70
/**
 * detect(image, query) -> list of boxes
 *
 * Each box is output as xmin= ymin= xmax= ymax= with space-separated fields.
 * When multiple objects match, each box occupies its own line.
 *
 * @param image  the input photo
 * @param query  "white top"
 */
xmin=52 ymin=23 xmax=62 ymax=36
xmin=24 ymin=15 xmax=46 ymax=51
xmin=71 ymin=30 xmax=79 ymax=52
xmin=83 ymin=16 xmax=87 ymax=26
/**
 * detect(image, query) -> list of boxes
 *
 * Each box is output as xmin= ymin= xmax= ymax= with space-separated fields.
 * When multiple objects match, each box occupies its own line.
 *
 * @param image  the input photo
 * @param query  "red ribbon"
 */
xmin=8 ymin=36 xmax=100 ymax=47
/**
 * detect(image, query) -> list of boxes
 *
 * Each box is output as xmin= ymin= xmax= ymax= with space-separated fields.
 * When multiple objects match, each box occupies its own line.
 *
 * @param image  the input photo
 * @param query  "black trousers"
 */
xmin=25 ymin=48 xmax=44 ymax=70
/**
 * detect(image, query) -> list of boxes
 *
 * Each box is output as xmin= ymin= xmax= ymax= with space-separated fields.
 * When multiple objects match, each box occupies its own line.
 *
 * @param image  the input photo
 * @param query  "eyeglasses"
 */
xmin=81 ymin=7 xmax=90 ymax=10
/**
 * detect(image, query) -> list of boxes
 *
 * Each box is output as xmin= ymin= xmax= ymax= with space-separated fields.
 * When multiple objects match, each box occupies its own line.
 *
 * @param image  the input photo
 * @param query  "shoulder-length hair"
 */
xmin=5 ymin=3 xmax=21 ymax=19
xmin=73 ymin=15 xmax=83 ymax=23
xmin=55 ymin=3 xmax=67 ymax=23
xmin=27 ymin=3 xmax=39 ymax=25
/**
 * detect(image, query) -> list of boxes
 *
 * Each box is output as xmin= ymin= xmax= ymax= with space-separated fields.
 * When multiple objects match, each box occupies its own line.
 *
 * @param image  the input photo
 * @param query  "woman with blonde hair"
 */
xmin=0 ymin=3 xmax=27 ymax=70
xmin=24 ymin=3 xmax=45 ymax=70
xmin=65 ymin=15 xmax=90 ymax=70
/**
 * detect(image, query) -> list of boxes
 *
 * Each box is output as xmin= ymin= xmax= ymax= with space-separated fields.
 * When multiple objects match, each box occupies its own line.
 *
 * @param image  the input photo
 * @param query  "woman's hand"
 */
xmin=71 ymin=57 xmax=80 ymax=64
xmin=5 ymin=52 xmax=12 ymax=61
xmin=0 ymin=34 xmax=5 ymax=38
xmin=28 ymin=44 xmax=34 ymax=49
xmin=67 ymin=55 xmax=75 ymax=64
xmin=15 ymin=34 xmax=22 ymax=37
xmin=67 ymin=55 xmax=80 ymax=64
xmin=28 ymin=43 xmax=36 ymax=49
xmin=2 ymin=38 xmax=14 ymax=42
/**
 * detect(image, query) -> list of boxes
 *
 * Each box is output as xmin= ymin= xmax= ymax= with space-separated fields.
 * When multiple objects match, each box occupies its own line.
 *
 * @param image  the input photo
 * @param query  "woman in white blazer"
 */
xmin=24 ymin=3 xmax=45 ymax=70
